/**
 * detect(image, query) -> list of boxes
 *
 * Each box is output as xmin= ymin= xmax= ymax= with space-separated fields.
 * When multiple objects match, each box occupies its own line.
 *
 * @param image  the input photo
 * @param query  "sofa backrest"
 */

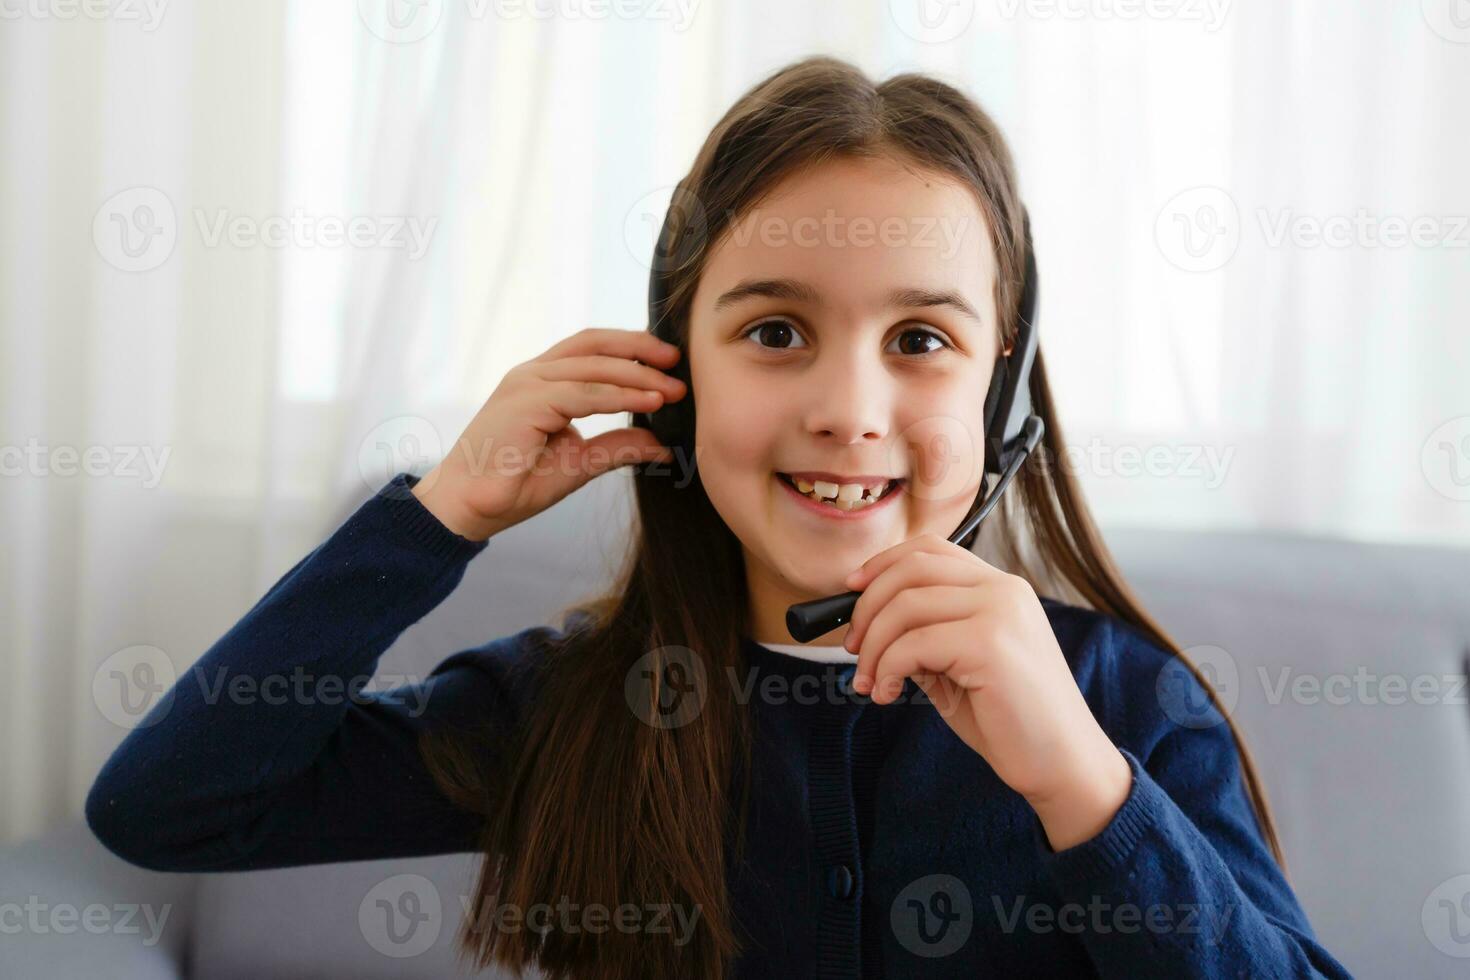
xmin=1104 ymin=525 xmax=1470 ymax=979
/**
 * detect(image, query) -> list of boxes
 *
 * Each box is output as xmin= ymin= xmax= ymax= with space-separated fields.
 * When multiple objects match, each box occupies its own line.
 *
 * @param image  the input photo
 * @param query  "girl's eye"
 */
xmin=741 ymin=318 xmax=807 ymax=351
xmin=887 ymin=327 xmax=950 ymax=357
xmin=740 ymin=319 xmax=952 ymax=357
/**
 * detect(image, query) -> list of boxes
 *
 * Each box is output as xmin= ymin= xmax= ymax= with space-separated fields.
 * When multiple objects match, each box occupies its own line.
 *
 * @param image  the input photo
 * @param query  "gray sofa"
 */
xmin=4 ymin=473 xmax=1468 ymax=978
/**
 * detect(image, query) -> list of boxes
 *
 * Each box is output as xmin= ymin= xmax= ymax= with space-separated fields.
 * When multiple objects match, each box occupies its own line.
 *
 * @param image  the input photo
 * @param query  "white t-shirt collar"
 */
xmin=754 ymin=641 xmax=859 ymax=665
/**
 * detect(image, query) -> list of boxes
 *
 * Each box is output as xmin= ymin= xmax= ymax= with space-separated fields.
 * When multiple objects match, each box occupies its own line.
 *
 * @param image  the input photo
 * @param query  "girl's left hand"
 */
xmin=842 ymin=533 xmax=1133 ymax=851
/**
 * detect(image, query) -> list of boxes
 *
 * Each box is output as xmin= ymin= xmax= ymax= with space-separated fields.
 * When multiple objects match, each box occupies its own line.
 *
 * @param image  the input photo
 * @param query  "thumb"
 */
xmin=581 ymin=427 xmax=675 ymax=477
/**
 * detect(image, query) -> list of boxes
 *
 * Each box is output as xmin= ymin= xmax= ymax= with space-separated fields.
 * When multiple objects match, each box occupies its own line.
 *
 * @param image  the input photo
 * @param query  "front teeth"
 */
xmin=790 ymin=477 xmax=890 ymax=510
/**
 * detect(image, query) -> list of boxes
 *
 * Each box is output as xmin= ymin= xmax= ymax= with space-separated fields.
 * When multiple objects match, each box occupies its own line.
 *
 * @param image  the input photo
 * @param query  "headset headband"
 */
xmin=983 ymin=208 xmax=1039 ymax=475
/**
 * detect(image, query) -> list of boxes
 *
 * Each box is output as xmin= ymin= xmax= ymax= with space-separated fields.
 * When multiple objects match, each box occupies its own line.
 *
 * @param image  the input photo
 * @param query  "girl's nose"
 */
xmin=799 ymin=349 xmax=893 ymax=445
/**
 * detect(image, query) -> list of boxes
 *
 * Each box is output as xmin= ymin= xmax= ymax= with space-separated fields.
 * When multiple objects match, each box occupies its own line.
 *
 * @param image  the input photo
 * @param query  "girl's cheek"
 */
xmin=700 ymin=375 xmax=789 ymax=465
xmin=896 ymin=409 xmax=986 ymax=510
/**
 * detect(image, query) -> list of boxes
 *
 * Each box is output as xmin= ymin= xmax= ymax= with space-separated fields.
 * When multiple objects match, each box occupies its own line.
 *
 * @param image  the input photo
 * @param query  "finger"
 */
xmin=866 ymin=621 xmax=960 ymax=705
xmin=843 ymin=532 xmax=970 ymax=593
xmin=855 ymin=582 xmax=977 ymax=683
xmin=580 ymin=427 xmax=674 ymax=477
xmin=846 ymin=552 xmax=978 ymax=658
xmin=854 ymin=586 xmax=975 ymax=701
xmin=540 ymin=380 xmax=669 ymax=429
xmin=535 ymin=355 xmax=688 ymax=401
xmin=533 ymin=328 xmax=681 ymax=369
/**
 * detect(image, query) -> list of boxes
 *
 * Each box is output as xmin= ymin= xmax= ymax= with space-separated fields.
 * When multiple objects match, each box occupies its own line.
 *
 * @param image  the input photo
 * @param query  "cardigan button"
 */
xmin=827 ymin=864 xmax=855 ymax=900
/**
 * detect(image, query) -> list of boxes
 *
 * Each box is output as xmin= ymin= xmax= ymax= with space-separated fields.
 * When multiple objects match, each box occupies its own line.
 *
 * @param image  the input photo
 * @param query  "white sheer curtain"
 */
xmin=2 ymin=0 xmax=1466 ymax=842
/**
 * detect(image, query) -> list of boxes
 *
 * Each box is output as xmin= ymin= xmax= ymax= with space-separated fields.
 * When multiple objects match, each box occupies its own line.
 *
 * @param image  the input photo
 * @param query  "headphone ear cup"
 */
xmin=641 ymin=201 xmax=699 ymax=460
xmin=981 ymin=353 xmax=1009 ymax=476
xmin=642 ymin=382 xmax=694 ymax=455
xmin=632 ymin=342 xmax=696 ymax=459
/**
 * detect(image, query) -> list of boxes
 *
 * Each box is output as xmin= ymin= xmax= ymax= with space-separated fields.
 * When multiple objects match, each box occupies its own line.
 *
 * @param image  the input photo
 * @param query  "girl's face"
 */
xmin=687 ymin=154 xmax=1005 ymax=643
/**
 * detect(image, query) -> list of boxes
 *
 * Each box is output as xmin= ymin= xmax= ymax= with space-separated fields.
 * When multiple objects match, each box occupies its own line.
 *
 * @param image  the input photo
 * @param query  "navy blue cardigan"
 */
xmin=85 ymin=472 xmax=1352 ymax=978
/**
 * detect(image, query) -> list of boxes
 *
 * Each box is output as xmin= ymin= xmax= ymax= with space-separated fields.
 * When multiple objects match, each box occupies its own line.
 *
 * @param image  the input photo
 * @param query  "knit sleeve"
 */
xmin=84 ymin=472 xmax=540 ymax=873
xmin=1025 ymin=618 xmax=1355 ymax=978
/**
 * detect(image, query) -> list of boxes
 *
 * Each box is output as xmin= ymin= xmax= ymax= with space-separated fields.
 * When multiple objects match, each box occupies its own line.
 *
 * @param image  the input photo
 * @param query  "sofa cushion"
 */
xmin=190 ymin=852 xmax=532 ymax=979
xmin=1105 ymin=525 xmax=1470 ymax=979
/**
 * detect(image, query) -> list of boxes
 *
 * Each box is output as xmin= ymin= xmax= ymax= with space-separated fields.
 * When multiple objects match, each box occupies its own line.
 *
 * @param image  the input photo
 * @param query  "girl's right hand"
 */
xmin=410 ymin=328 xmax=687 ymax=542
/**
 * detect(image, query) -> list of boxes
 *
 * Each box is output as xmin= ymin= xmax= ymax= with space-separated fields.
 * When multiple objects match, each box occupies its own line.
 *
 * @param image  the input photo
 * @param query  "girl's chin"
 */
xmin=773 ymin=561 xmax=861 ymax=599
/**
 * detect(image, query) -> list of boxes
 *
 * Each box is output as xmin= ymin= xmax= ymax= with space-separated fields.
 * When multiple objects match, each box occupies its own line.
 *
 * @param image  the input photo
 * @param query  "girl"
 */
xmin=87 ymin=56 xmax=1352 ymax=979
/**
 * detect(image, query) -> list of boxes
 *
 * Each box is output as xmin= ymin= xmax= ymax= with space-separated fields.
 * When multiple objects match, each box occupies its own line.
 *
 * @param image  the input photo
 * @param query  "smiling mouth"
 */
xmin=775 ymin=472 xmax=906 ymax=511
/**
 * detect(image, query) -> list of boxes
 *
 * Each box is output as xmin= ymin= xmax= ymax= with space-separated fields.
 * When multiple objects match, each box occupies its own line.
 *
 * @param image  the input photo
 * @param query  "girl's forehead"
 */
xmin=692 ymin=157 xmax=996 ymax=300
xmin=725 ymin=155 xmax=987 ymax=238
xmin=692 ymin=218 xmax=995 ymax=336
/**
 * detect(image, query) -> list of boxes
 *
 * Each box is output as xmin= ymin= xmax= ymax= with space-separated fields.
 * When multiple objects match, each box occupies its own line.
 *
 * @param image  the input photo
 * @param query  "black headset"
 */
xmin=633 ymin=189 xmax=1045 ymax=643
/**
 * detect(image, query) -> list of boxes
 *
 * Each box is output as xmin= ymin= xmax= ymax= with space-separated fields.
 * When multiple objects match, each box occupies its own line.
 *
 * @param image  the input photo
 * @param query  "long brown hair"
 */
xmin=418 ymin=54 xmax=1286 ymax=980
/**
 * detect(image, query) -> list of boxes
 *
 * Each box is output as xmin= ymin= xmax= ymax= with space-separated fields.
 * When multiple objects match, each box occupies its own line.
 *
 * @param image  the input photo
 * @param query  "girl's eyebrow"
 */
xmin=713 ymin=276 xmax=981 ymax=323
